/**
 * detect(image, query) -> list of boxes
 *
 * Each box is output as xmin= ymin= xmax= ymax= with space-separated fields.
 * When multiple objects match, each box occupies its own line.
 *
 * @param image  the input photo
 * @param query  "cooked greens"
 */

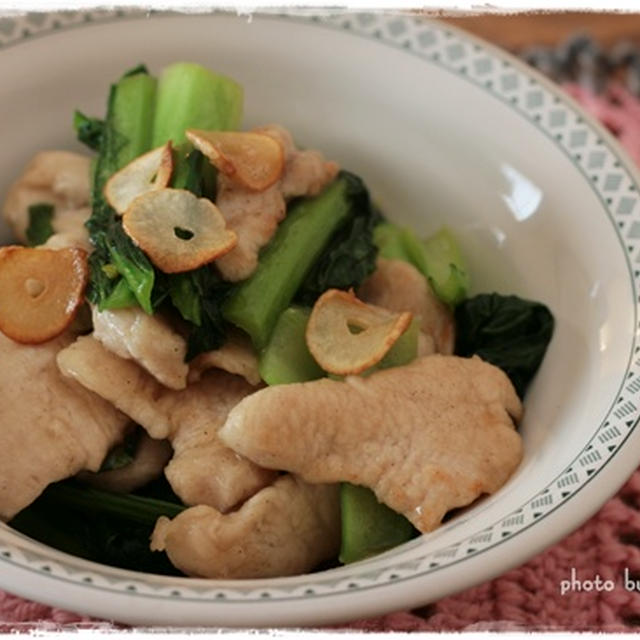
xmin=405 ymin=226 xmax=469 ymax=306
xmin=25 ymin=203 xmax=55 ymax=247
xmin=296 ymin=172 xmax=380 ymax=305
xmin=339 ymin=483 xmax=417 ymax=564
xmin=454 ymin=293 xmax=554 ymax=398
xmin=224 ymin=172 xmax=378 ymax=349
xmin=10 ymin=479 xmax=185 ymax=575
xmin=73 ymin=111 xmax=105 ymax=152
xmin=170 ymin=145 xmax=217 ymax=200
xmin=152 ymin=62 xmax=243 ymax=147
xmin=85 ymin=65 xmax=157 ymax=313
xmin=178 ymin=267 xmax=233 ymax=360
xmin=373 ymin=222 xmax=469 ymax=306
xmin=84 ymin=63 xmax=242 ymax=359
xmin=259 ymin=306 xmax=325 ymax=385
xmin=105 ymin=224 xmax=156 ymax=314
xmin=99 ymin=427 xmax=141 ymax=472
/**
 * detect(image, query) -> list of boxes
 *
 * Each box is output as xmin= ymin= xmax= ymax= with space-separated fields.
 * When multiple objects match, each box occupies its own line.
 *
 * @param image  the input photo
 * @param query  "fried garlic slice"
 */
xmin=186 ymin=129 xmax=284 ymax=191
xmin=0 ymin=245 xmax=88 ymax=344
xmin=122 ymin=188 xmax=237 ymax=274
xmin=306 ymin=289 xmax=412 ymax=375
xmin=104 ymin=143 xmax=173 ymax=215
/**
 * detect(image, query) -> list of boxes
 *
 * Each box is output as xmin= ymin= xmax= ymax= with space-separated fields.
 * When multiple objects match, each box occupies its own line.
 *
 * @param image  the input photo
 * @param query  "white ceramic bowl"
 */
xmin=1 ymin=10 xmax=639 ymax=628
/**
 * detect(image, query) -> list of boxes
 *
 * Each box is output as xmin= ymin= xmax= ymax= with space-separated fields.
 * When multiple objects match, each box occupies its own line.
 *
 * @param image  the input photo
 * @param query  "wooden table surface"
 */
xmin=439 ymin=11 xmax=640 ymax=51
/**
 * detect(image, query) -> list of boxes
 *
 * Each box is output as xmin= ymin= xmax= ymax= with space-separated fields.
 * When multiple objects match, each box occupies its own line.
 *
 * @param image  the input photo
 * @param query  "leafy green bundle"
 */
xmin=455 ymin=293 xmax=554 ymax=398
xmin=80 ymin=64 xmax=241 ymax=356
xmin=10 ymin=479 xmax=185 ymax=575
xmin=80 ymin=63 xmax=379 ymax=358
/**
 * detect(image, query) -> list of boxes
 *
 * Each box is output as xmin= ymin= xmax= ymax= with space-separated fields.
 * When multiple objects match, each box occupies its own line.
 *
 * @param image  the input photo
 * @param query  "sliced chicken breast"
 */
xmin=3 ymin=151 xmax=91 ymax=244
xmin=0 ymin=332 xmax=129 ymax=520
xmin=215 ymin=124 xmax=339 ymax=282
xmin=151 ymin=475 xmax=340 ymax=578
xmin=188 ymin=330 xmax=261 ymax=386
xmin=219 ymin=354 xmax=523 ymax=533
xmin=359 ymin=258 xmax=455 ymax=355
xmin=92 ymin=306 xmax=189 ymax=391
xmin=57 ymin=336 xmax=276 ymax=512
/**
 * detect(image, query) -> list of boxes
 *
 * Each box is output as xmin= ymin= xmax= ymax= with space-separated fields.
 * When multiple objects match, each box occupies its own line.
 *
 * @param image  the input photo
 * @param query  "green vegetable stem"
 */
xmin=405 ymin=226 xmax=469 ymax=307
xmin=258 ymin=306 xmax=324 ymax=385
xmin=73 ymin=111 xmax=104 ymax=151
xmin=152 ymin=62 xmax=243 ymax=147
xmin=339 ymin=484 xmax=417 ymax=565
xmin=373 ymin=222 xmax=469 ymax=307
xmin=83 ymin=62 xmax=243 ymax=360
xmin=295 ymin=173 xmax=380 ymax=305
xmin=373 ymin=221 xmax=412 ymax=263
xmin=85 ymin=65 xmax=157 ymax=313
xmin=224 ymin=172 xmax=377 ymax=350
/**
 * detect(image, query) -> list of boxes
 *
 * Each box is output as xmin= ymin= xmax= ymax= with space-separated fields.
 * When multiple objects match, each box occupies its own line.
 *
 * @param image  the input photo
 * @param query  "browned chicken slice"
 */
xmin=3 ymin=151 xmax=91 ymax=244
xmin=259 ymin=124 xmax=340 ymax=200
xmin=188 ymin=329 xmax=261 ymax=386
xmin=213 ymin=182 xmax=284 ymax=282
xmin=359 ymin=258 xmax=455 ymax=355
xmin=215 ymin=124 xmax=339 ymax=282
xmin=0 ymin=332 xmax=129 ymax=520
xmin=219 ymin=355 xmax=523 ymax=533
xmin=91 ymin=307 xmax=188 ymax=390
xmin=79 ymin=430 xmax=173 ymax=494
xmin=151 ymin=475 xmax=340 ymax=579
xmin=57 ymin=336 xmax=276 ymax=512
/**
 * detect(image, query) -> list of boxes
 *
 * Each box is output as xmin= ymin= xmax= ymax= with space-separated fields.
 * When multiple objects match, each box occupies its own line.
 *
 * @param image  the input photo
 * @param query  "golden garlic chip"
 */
xmin=186 ymin=129 xmax=284 ymax=191
xmin=104 ymin=143 xmax=174 ymax=215
xmin=0 ymin=245 xmax=88 ymax=344
xmin=306 ymin=289 xmax=412 ymax=376
xmin=122 ymin=188 xmax=237 ymax=274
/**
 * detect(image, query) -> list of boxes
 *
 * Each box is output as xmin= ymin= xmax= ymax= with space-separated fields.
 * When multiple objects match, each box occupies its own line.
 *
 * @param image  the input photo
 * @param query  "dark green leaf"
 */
xmin=163 ymin=266 xmax=232 ymax=360
xmin=38 ymin=481 xmax=185 ymax=526
xmin=9 ymin=479 xmax=185 ymax=575
xmin=99 ymin=427 xmax=141 ymax=472
xmin=186 ymin=296 xmax=229 ymax=360
xmin=106 ymin=225 xmax=155 ymax=314
xmin=168 ymin=272 xmax=202 ymax=326
xmin=99 ymin=276 xmax=138 ymax=311
xmin=25 ymin=203 xmax=55 ymax=246
xmin=122 ymin=63 xmax=149 ymax=78
xmin=73 ymin=110 xmax=104 ymax=151
xmin=178 ymin=267 xmax=232 ymax=360
xmin=454 ymin=293 xmax=554 ymax=398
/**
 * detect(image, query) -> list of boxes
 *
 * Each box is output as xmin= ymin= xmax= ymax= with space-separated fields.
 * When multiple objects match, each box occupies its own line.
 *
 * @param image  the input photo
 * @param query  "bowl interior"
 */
xmin=0 ymin=11 xmax=637 ymax=626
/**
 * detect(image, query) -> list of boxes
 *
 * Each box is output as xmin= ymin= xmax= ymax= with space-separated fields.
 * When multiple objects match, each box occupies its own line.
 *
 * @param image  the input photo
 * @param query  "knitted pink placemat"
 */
xmin=1 ymin=82 xmax=640 ymax=634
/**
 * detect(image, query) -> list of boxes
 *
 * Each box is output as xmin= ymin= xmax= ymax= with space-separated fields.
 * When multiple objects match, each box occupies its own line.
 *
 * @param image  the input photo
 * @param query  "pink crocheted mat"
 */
xmin=2 ymin=82 xmax=640 ymax=634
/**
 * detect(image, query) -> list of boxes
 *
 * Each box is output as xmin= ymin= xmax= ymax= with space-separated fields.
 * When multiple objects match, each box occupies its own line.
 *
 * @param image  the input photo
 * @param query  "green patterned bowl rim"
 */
xmin=0 ymin=8 xmax=638 ymax=619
